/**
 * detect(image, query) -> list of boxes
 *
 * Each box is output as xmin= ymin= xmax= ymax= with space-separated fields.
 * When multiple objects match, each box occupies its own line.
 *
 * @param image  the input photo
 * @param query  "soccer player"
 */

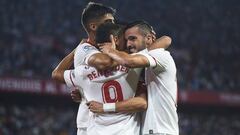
xmin=52 ymin=2 xmax=117 ymax=135
xmin=94 ymin=20 xmax=179 ymax=135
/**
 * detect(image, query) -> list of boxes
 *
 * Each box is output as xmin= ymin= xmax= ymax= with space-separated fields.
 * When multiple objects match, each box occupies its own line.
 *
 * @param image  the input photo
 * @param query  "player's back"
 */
xmin=73 ymin=64 xmax=142 ymax=135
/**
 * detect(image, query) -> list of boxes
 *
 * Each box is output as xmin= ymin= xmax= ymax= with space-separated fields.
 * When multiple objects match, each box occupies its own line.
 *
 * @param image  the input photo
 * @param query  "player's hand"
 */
xmin=148 ymin=36 xmax=172 ymax=50
xmin=87 ymin=101 xmax=104 ymax=114
xmin=71 ymin=88 xmax=82 ymax=103
xmin=98 ymin=35 xmax=116 ymax=53
xmin=99 ymin=43 xmax=113 ymax=54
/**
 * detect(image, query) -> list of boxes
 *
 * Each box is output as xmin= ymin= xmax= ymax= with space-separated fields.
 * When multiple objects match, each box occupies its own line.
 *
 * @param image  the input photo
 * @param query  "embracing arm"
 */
xmin=52 ymin=49 xmax=75 ymax=83
xmin=100 ymin=36 xmax=171 ymax=68
xmin=87 ymin=82 xmax=147 ymax=114
xmin=115 ymin=83 xmax=147 ymax=113
xmin=87 ymin=36 xmax=118 ymax=70
xmin=102 ymin=49 xmax=150 ymax=68
xmin=148 ymin=35 xmax=172 ymax=51
xmin=52 ymin=49 xmax=83 ymax=103
xmin=87 ymin=53 xmax=118 ymax=70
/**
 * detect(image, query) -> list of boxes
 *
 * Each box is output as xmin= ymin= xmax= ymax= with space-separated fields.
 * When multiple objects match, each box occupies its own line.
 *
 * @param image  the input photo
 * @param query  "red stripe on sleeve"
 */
xmin=70 ymin=70 xmax=76 ymax=87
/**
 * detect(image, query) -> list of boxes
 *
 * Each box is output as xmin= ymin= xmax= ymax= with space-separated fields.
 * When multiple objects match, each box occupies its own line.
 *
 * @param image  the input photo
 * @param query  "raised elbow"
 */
xmin=52 ymin=70 xmax=58 ymax=80
xmin=52 ymin=69 xmax=64 ymax=83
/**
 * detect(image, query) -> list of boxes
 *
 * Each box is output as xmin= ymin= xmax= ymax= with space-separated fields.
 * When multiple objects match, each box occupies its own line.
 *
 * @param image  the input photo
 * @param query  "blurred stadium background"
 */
xmin=0 ymin=0 xmax=239 ymax=135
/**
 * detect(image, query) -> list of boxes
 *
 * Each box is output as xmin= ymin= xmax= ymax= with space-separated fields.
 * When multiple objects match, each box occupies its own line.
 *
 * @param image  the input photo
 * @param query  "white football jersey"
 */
xmin=73 ymin=42 xmax=100 ymax=128
xmin=64 ymin=64 xmax=142 ymax=135
xmin=74 ymin=42 xmax=100 ymax=68
xmin=140 ymin=49 xmax=179 ymax=135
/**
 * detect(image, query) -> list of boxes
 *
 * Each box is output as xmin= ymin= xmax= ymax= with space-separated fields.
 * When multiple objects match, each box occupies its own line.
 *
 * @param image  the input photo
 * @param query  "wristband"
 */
xmin=103 ymin=103 xmax=116 ymax=112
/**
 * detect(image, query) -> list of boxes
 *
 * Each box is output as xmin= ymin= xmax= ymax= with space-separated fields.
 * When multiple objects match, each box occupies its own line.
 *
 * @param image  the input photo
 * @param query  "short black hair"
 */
xmin=95 ymin=22 xmax=124 ymax=44
xmin=125 ymin=20 xmax=156 ymax=36
xmin=81 ymin=2 xmax=116 ymax=31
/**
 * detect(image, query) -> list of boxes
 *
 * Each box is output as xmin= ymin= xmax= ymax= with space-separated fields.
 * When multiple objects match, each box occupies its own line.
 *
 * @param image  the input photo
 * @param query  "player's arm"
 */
xmin=52 ymin=39 xmax=92 ymax=83
xmin=87 ymin=36 xmax=119 ymax=70
xmin=100 ymin=47 xmax=153 ymax=68
xmin=115 ymin=83 xmax=147 ymax=113
xmin=74 ymin=43 xmax=118 ymax=71
xmin=52 ymin=49 xmax=83 ymax=102
xmin=87 ymin=53 xmax=118 ymax=70
xmin=87 ymin=82 xmax=147 ymax=114
xmin=91 ymin=35 xmax=171 ymax=69
xmin=98 ymin=36 xmax=148 ymax=68
xmin=100 ymin=36 xmax=170 ymax=68
xmin=147 ymin=35 xmax=172 ymax=50
xmin=52 ymin=49 xmax=75 ymax=83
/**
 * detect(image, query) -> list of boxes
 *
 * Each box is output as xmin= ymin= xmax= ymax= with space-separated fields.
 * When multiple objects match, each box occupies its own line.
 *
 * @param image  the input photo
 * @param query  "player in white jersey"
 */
xmin=52 ymin=2 xmax=117 ymax=135
xmin=98 ymin=20 xmax=179 ymax=135
xmin=64 ymin=64 xmax=143 ymax=135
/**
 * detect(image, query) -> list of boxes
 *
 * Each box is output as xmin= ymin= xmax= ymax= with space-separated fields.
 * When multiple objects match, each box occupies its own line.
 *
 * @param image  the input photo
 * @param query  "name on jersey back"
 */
xmin=87 ymin=65 xmax=129 ymax=81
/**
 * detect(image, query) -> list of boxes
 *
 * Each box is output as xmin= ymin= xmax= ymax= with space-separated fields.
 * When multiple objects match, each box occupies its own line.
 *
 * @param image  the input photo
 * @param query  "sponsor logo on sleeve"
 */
xmin=83 ymin=45 xmax=97 ymax=52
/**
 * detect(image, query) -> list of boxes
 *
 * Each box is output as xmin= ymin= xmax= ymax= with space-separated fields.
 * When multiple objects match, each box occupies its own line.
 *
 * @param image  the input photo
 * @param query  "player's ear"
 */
xmin=151 ymin=33 xmax=156 ymax=42
xmin=89 ymin=23 xmax=97 ymax=31
xmin=146 ymin=33 xmax=154 ymax=44
xmin=113 ymin=36 xmax=118 ymax=44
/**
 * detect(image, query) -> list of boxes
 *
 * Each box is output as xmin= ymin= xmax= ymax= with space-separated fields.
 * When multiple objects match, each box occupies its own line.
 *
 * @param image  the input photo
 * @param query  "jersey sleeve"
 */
xmin=135 ymin=49 xmax=157 ymax=68
xmin=63 ymin=70 xmax=77 ymax=88
xmin=148 ymin=48 xmax=169 ymax=72
xmin=64 ymin=69 xmax=86 ymax=101
xmin=74 ymin=43 xmax=100 ymax=68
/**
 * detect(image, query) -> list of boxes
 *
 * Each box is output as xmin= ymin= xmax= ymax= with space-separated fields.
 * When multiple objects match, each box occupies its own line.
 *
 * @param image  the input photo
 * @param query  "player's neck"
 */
xmin=87 ymin=33 xmax=96 ymax=46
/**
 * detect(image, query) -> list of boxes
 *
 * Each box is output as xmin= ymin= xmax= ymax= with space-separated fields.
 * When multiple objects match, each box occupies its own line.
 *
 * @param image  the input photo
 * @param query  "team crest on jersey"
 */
xmin=83 ymin=46 xmax=97 ymax=52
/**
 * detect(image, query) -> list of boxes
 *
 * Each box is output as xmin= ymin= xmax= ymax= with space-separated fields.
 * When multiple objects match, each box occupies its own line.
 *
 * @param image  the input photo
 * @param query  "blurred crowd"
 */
xmin=0 ymin=0 xmax=239 ymax=91
xmin=0 ymin=105 xmax=76 ymax=135
xmin=0 ymin=105 xmax=239 ymax=135
xmin=179 ymin=113 xmax=240 ymax=135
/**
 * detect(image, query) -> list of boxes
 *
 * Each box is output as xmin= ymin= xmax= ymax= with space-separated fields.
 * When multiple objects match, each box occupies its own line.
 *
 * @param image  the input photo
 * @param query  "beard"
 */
xmin=127 ymin=40 xmax=146 ymax=54
xmin=127 ymin=46 xmax=137 ymax=54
